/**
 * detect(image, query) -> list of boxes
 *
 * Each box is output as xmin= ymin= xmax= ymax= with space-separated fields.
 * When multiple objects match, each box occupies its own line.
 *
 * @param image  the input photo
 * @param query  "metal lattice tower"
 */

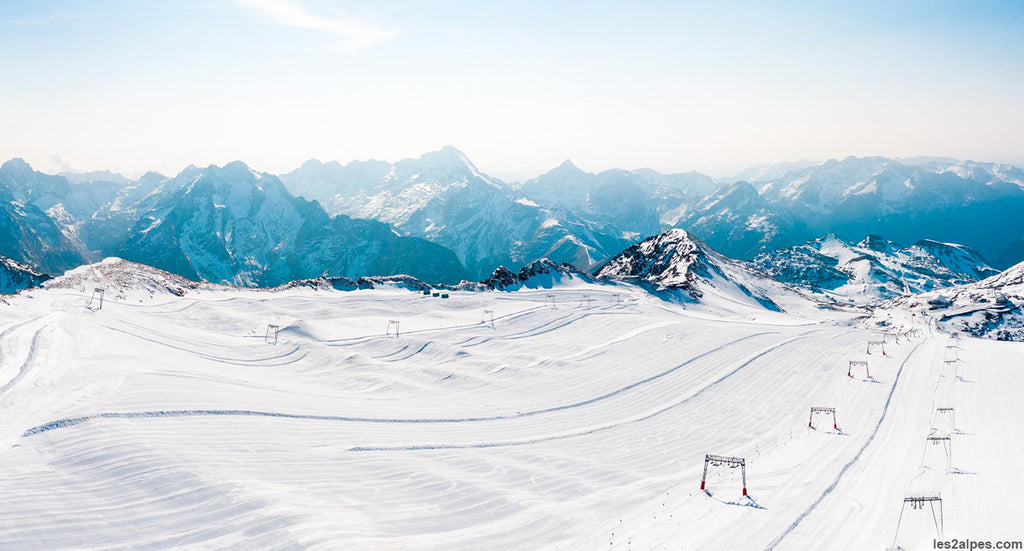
xmin=935 ymin=407 xmax=956 ymax=430
xmin=265 ymin=324 xmax=279 ymax=345
xmin=88 ymin=287 xmax=105 ymax=310
xmin=943 ymin=359 xmax=959 ymax=378
xmin=700 ymin=454 xmax=747 ymax=496
xmin=809 ymin=406 xmax=837 ymax=430
xmin=926 ymin=435 xmax=953 ymax=468
xmin=387 ymin=320 xmax=400 ymax=338
xmin=892 ymin=492 xmax=943 ymax=546
xmin=849 ymin=360 xmax=870 ymax=379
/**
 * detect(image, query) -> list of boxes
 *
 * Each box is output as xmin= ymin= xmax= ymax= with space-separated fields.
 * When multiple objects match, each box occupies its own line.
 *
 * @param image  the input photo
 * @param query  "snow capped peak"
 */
xmin=482 ymin=258 xmax=592 ymax=290
xmin=597 ymin=229 xmax=816 ymax=313
xmin=596 ymin=229 xmax=706 ymax=290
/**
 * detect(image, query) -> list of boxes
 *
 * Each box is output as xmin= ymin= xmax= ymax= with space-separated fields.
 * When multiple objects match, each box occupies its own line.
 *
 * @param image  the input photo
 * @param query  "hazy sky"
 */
xmin=2 ymin=0 xmax=1023 ymax=181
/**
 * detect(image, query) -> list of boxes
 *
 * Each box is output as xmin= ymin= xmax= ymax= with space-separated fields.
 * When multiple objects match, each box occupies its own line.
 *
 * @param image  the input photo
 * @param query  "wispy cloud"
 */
xmin=232 ymin=0 xmax=398 ymax=53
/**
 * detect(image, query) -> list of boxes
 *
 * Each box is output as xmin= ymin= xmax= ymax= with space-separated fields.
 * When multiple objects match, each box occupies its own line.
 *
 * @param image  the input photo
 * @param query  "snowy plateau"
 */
xmin=0 ymin=230 xmax=1022 ymax=549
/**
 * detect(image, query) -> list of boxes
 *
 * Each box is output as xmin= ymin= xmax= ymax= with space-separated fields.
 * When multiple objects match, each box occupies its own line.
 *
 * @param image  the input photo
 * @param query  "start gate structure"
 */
xmin=809 ymin=406 xmax=838 ymax=430
xmin=88 ymin=287 xmax=105 ymax=310
xmin=386 ymin=320 xmax=400 ymax=338
xmin=848 ymin=360 xmax=870 ymax=379
xmin=945 ymin=344 xmax=959 ymax=360
xmin=866 ymin=340 xmax=886 ymax=355
xmin=892 ymin=492 xmax=943 ymax=545
xmin=481 ymin=309 xmax=494 ymax=327
xmin=546 ymin=294 xmax=557 ymax=309
xmin=265 ymin=324 xmax=279 ymax=345
xmin=700 ymin=454 xmax=747 ymax=496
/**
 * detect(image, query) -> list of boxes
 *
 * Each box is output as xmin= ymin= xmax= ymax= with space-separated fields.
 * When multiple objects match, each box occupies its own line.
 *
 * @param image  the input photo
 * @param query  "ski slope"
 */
xmin=0 ymin=279 xmax=1021 ymax=550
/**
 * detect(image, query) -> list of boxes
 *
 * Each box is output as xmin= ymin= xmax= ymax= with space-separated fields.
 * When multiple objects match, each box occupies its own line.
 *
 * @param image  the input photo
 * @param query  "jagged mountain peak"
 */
xmin=596 ymin=229 xmax=706 ymax=289
xmin=554 ymin=158 xmax=583 ymax=172
xmin=596 ymin=229 xmax=816 ymax=313
xmin=483 ymin=258 xmax=591 ymax=290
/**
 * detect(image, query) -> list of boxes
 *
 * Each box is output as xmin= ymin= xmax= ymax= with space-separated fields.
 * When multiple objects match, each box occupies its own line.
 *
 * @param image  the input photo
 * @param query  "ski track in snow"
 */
xmin=764 ymin=338 xmax=927 ymax=549
xmin=0 ymin=321 xmax=51 ymax=396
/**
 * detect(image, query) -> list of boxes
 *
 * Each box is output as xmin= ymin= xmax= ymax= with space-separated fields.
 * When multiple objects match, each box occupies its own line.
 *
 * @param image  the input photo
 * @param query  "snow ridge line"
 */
xmin=763 ymin=338 xmax=927 ymax=550
xmin=0 ymin=323 xmax=49 ymax=396
xmin=21 ymin=331 xmax=781 ymax=437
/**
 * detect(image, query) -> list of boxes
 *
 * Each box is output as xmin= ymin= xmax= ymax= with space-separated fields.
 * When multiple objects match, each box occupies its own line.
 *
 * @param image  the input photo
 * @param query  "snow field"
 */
xmin=0 ymin=283 xmax=1020 ymax=549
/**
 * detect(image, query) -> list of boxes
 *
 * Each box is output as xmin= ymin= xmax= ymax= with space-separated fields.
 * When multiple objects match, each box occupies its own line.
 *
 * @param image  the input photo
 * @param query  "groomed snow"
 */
xmin=0 ymin=280 xmax=1020 ymax=549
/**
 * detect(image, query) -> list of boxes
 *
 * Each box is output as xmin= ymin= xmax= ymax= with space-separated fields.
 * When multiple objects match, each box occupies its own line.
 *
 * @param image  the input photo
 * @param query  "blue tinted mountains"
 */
xmin=283 ymin=150 xmax=1024 ymax=275
xmin=280 ymin=147 xmax=636 ymax=279
xmin=0 ymin=159 xmax=465 ymax=287
xmin=2 ymin=149 xmax=1024 ymax=293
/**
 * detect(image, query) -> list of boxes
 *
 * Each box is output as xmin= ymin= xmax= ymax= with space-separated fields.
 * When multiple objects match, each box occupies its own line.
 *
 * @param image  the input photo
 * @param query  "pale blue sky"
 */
xmin=1 ymin=0 xmax=1023 ymax=180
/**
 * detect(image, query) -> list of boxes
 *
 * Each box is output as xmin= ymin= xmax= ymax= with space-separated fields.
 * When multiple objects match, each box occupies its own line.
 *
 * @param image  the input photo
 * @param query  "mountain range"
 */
xmin=281 ymin=149 xmax=1024 ymax=272
xmin=2 ymin=148 xmax=1024 ymax=299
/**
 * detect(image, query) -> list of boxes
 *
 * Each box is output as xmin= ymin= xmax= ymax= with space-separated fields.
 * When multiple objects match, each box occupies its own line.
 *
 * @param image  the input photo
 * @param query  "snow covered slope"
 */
xmin=875 ymin=260 xmax=1024 ymax=341
xmin=596 ymin=229 xmax=824 ymax=315
xmin=754 ymin=234 xmax=999 ymax=303
xmin=0 ymin=261 xmax=1019 ymax=550
xmin=0 ymin=255 xmax=50 ymax=294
